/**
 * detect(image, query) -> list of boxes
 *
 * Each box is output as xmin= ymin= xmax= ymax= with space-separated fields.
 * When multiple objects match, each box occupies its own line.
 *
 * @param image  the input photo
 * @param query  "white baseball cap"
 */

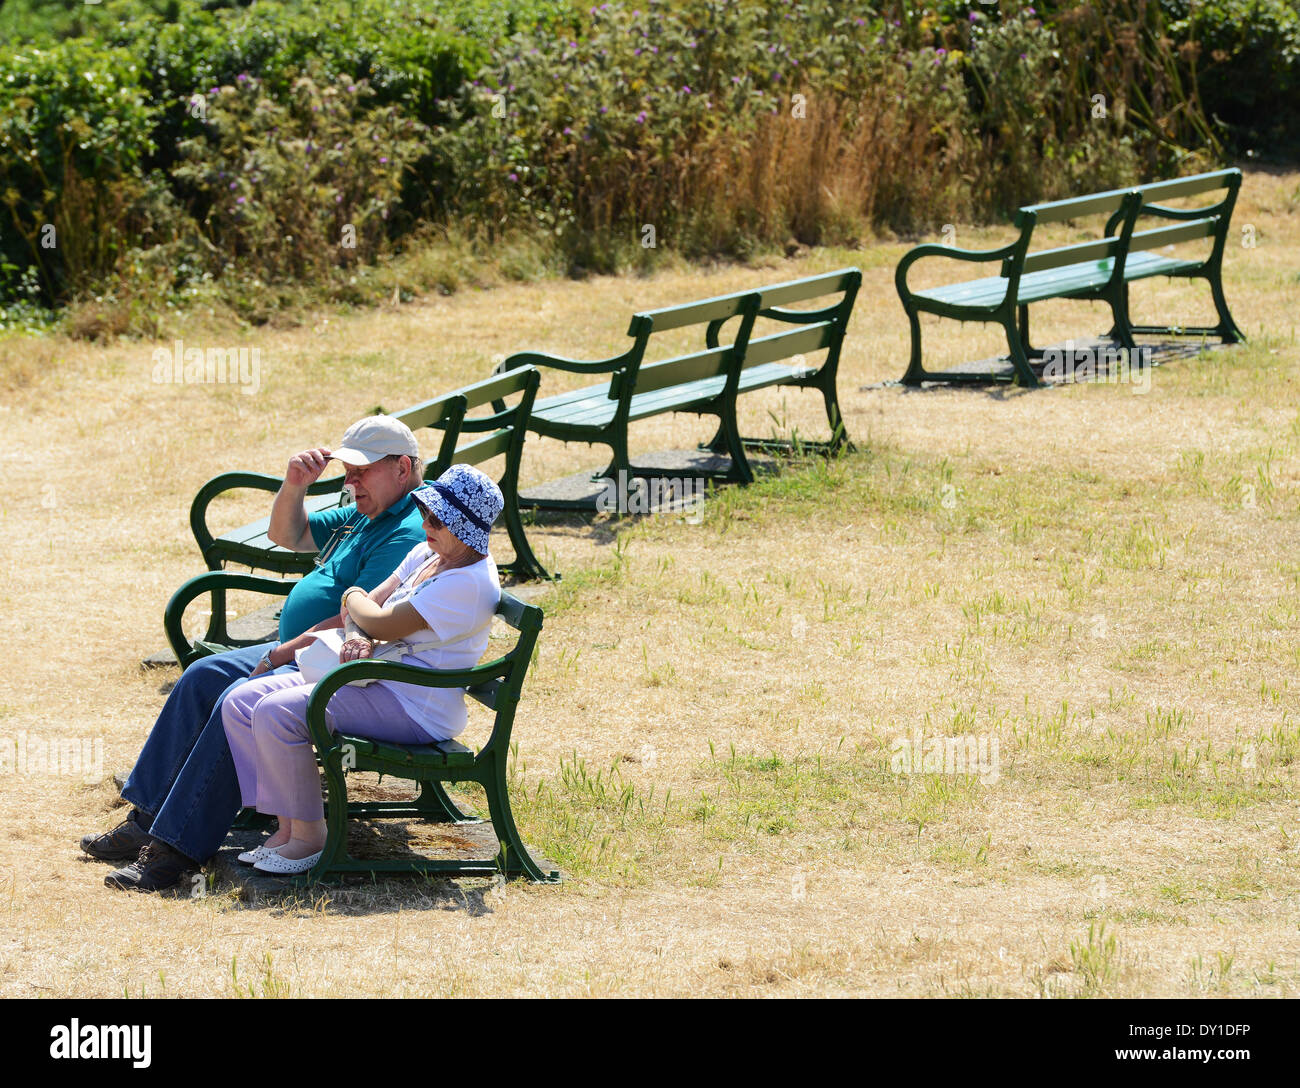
xmin=333 ymin=415 xmax=419 ymax=466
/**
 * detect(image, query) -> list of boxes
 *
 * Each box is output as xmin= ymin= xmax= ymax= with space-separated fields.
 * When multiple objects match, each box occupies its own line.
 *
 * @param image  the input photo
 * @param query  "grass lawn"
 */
xmin=0 ymin=168 xmax=1297 ymax=997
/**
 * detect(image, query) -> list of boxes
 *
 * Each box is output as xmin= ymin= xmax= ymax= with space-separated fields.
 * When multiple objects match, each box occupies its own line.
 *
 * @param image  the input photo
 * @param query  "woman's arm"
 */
xmin=368 ymin=572 xmax=401 ymax=607
xmin=342 ymin=589 xmax=429 ymax=642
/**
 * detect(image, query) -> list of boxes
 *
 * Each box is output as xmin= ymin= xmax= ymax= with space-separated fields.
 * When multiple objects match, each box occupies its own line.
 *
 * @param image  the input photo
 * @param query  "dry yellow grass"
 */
xmin=0 ymin=169 xmax=1297 ymax=997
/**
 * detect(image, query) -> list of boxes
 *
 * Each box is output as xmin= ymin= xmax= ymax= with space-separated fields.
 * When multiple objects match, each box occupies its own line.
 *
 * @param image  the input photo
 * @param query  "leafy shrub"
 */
xmin=173 ymin=71 xmax=428 ymax=282
xmin=0 ymin=39 xmax=167 ymax=303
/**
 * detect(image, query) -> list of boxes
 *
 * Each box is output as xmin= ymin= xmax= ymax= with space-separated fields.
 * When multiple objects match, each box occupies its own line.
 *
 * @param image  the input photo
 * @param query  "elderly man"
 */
xmin=80 ymin=415 xmax=428 ymax=891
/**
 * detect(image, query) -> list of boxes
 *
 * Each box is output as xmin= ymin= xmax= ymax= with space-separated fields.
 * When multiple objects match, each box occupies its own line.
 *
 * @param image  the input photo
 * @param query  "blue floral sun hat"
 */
xmin=411 ymin=465 xmax=503 ymax=553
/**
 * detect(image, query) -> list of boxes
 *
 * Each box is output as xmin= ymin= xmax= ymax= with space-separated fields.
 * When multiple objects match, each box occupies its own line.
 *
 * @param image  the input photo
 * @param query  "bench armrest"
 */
xmin=895 ymin=239 xmax=1023 ymax=298
xmin=190 ymin=471 xmax=344 ymax=563
xmin=164 ymin=570 xmax=296 ymax=667
xmin=303 ymin=656 xmax=513 ymax=754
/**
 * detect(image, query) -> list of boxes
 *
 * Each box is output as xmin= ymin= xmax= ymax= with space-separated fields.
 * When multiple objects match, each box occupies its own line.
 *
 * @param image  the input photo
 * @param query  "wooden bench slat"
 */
xmin=1127 ymin=217 xmax=1217 ymax=252
xmin=1136 ymin=169 xmax=1238 ymax=203
xmin=612 ymin=346 xmax=734 ymax=398
xmin=1023 ymin=187 xmax=1133 ymax=223
xmin=755 ymin=268 xmax=862 ymax=307
xmin=639 ymin=292 xmax=758 ymax=332
xmin=394 ymin=391 xmax=467 ymax=432
xmin=1020 ymin=236 xmax=1124 ymax=274
xmin=453 ymin=428 xmax=513 ymax=465
xmin=743 ymin=322 xmax=834 ymax=368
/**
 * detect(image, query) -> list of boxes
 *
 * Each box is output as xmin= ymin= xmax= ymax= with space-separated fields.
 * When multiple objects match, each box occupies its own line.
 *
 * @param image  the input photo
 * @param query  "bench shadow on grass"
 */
xmin=865 ymin=336 xmax=1238 ymax=398
xmin=205 ymin=779 xmax=554 ymax=918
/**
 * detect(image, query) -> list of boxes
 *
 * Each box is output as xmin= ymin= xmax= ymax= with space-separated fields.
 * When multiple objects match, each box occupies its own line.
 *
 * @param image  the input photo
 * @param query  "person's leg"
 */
xmin=119 ymin=644 xmax=269 ymax=821
xmin=222 ymin=672 xmax=313 ymax=851
xmin=85 ymin=644 xmax=273 ymax=864
xmin=248 ymin=682 xmax=429 ymax=861
xmin=142 ymin=656 xmax=301 ymax=866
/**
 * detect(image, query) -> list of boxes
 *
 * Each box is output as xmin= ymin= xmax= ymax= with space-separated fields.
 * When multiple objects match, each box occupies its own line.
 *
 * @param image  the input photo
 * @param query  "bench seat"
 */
xmin=914 ymin=252 xmax=1204 ymax=311
xmin=531 ymin=360 xmax=813 ymax=431
xmin=340 ymin=734 xmax=476 ymax=770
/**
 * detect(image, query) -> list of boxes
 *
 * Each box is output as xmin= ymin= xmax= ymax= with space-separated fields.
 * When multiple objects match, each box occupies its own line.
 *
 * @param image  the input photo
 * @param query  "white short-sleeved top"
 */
xmin=375 ymin=544 xmax=501 ymax=740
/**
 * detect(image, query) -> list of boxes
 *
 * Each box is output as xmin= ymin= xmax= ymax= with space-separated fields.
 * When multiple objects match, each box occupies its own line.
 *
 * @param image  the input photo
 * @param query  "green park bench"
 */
xmin=295 ymin=589 xmax=558 ymax=884
xmin=895 ymin=168 xmax=1244 ymax=386
xmin=165 ymin=366 xmax=548 ymax=668
xmin=500 ymin=268 xmax=862 ymax=487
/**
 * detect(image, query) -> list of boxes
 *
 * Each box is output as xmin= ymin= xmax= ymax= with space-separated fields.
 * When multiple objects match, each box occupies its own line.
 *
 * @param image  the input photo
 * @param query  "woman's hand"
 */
xmin=338 ymin=636 xmax=374 ymax=663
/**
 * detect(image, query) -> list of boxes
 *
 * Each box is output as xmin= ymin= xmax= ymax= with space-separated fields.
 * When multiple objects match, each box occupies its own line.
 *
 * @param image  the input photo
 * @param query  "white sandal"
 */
xmin=253 ymin=848 xmax=324 ymax=875
xmin=237 ymin=844 xmax=284 ymax=865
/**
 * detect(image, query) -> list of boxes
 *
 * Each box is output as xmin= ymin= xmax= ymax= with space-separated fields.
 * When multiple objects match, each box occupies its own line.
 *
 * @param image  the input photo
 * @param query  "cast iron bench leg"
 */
xmin=484 ymin=755 xmax=559 ymax=882
xmin=1001 ymin=315 xmax=1039 ymax=387
xmin=1210 ymin=273 xmax=1246 ymax=343
xmin=902 ymin=305 xmax=927 ymax=385
xmin=414 ymin=780 xmax=476 ymax=823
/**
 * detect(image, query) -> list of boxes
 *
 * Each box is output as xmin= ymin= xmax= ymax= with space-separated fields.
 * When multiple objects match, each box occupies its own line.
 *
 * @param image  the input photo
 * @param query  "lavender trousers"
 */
xmin=221 ymin=672 xmax=430 ymax=821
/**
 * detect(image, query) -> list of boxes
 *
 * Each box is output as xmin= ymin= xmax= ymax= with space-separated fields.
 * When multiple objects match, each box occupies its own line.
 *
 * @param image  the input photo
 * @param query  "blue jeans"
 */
xmin=121 ymin=642 xmax=292 ymax=864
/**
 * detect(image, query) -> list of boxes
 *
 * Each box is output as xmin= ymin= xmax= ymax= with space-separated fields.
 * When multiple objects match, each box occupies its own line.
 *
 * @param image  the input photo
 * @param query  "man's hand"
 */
xmin=339 ymin=637 xmax=374 ymax=663
xmin=248 ymin=643 xmax=288 ymax=678
xmin=284 ymin=447 xmax=333 ymax=489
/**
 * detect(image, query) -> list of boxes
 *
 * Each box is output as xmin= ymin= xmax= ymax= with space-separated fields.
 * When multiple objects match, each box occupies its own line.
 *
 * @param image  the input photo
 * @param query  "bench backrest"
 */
xmin=392 ymin=366 xmax=539 ymax=482
xmin=392 ymin=391 xmax=470 ymax=479
xmin=1124 ymin=168 xmax=1241 ymax=259
xmin=1002 ymin=168 xmax=1240 ymax=282
xmin=615 ymin=267 xmax=862 ymax=398
xmin=608 ymin=291 xmax=763 ymax=399
xmin=464 ymin=591 xmax=543 ymax=756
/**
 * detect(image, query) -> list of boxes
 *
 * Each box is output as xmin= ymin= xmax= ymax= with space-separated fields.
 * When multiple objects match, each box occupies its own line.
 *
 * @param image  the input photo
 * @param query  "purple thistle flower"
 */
xmin=379 ymin=156 xmax=388 ymax=163
xmin=635 ymin=110 xmax=647 ymax=124
xmin=508 ymin=172 xmax=518 ymax=182
xmin=236 ymin=196 xmax=245 ymax=204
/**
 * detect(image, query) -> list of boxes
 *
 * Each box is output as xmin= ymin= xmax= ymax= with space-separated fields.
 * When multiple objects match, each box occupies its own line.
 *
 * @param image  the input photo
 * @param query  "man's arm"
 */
xmin=268 ymin=446 xmax=332 ymax=551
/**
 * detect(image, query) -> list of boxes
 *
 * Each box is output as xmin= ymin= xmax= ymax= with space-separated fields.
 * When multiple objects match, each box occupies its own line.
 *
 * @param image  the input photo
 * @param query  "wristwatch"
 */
xmin=258 ymin=642 xmax=280 ymax=672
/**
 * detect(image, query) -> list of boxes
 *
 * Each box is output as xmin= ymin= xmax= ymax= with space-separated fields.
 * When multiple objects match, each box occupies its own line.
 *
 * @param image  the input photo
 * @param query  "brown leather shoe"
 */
xmin=104 ymin=840 xmax=196 ymax=893
xmin=80 ymin=808 xmax=152 ymax=861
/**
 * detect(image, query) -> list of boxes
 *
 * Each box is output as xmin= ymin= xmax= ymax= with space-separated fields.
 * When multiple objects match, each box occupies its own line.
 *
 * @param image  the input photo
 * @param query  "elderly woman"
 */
xmin=221 ymin=464 xmax=504 ymax=875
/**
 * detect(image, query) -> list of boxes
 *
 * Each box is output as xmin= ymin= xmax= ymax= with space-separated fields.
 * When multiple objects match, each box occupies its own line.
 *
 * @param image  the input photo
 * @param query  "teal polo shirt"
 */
xmin=276 ymin=490 xmax=425 ymax=640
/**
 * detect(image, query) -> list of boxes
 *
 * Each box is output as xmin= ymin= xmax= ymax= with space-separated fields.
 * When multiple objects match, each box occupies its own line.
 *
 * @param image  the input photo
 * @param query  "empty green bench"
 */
xmin=165 ymin=367 xmax=549 ymax=667
xmin=500 ymin=268 xmax=861 ymax=486
xmin=896 ymin=168 xmax=1244 ymax=386
xmin=298 ymin=590 xmax=558 ymax=884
